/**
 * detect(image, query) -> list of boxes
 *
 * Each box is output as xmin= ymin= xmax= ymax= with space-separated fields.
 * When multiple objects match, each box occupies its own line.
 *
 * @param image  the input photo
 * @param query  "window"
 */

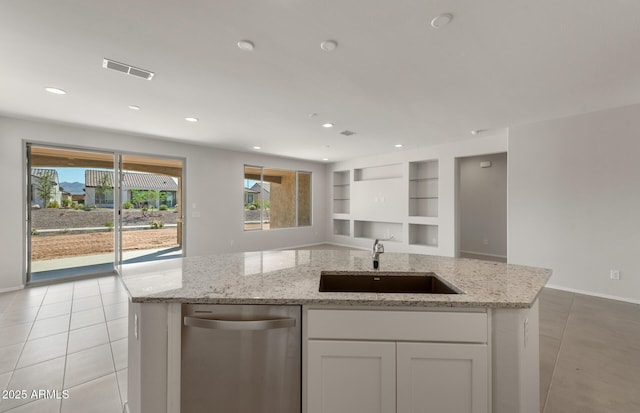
xmin=95 ymin=188 xmax=114 ymax=205
xmin=244 ymin=165 xmax=312 ymax=230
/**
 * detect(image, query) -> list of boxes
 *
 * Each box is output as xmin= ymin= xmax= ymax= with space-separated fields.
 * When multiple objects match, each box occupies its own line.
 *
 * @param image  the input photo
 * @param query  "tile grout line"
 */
xmin=58 ymin=282 xmax=80 ymax=413
xmin=0 ymin=280 xmax=125 ymax=412
xmin=0 ymin=286 xmax=51 ymax=413
xmin=0 ymin=287 xmax=57 ymax=411
xmin=99 ymin=280 xmax=126 ymax=410
xmin=541 ymin=292 xmax=576 ymax=413
xmin=61 ymin=280 xmax=124 ymax=412
xmin=56 ymin=280 xmax=101 ymax=412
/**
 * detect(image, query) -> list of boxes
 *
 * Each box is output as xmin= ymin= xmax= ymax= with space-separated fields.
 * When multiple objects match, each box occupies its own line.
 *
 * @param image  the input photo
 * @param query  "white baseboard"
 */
xmin=460 ymin=250 xmax=507 ymax=260
xmin=324 ymin=241 xmax=367 ymax=250
xmin=275 ymin=241 xmax=328 ymax=250
xmin=0 ymin=285 xmax=24 ymax=294
xmin=545 ymin=283 xmax=640 ymax=305
xmin=278 ymin=242 xmax=366 ymax=251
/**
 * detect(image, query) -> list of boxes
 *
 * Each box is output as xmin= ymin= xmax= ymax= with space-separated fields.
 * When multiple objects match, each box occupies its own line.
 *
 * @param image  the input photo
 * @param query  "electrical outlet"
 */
xmin=482 ymin=238 xmax=489 ymax=245
xmin=610 ymin=269 xmax=621 ymax=280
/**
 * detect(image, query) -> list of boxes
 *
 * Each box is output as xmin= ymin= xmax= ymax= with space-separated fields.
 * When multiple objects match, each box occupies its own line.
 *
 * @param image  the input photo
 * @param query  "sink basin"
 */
xmin=319 ymin=271 xmax=461 ymax=294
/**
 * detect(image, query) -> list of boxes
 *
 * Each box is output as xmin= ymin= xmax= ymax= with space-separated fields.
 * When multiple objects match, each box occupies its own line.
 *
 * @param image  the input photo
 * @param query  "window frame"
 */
xmin=243 ymin=165 xmax=312 ymax=231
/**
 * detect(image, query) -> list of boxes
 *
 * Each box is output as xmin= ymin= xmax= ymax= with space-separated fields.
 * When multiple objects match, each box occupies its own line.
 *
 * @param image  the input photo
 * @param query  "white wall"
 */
xmin=325 ymin=133 xmax=508 ymax=256
xmin=7 ymin=103 xmax=637 ymax=302
xmin=0 ymin=116 xmax=326 ymax=292
xmin=509 ymin=103 xmax=640 ymax=303
xmin=459 ymin=153 xmax=507 ymax=258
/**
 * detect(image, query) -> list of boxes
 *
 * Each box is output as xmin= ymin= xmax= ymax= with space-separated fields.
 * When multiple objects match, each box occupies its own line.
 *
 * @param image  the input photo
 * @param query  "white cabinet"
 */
xmin=306 ymin=309 xmax=489 ymax=413
xmin=396 ymin=342 xmax=488 ymax=413
xmin=307 ymin=340 xmax=396 ymax=413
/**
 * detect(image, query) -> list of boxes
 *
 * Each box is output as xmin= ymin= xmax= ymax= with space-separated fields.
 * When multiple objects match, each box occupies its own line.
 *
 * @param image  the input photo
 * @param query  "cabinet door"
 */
xmin=397 ymin=342 xmax=488 ymax=413
xmin=307 ymin=340 xmax=396 ymax=413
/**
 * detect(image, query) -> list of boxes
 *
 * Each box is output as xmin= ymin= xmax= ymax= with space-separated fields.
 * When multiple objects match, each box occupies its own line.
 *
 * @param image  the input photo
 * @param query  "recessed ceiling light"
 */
xmin=322 ymin=123 xmax=334 ymax=128
xmin=322 ymin=158 xmax=329 ymax=161
xmin=185 ymin=117 xmax=199 ymax=122
xmin=320 ymin=40 xmax=338 ymax=52
xmin=471 ymin=129 xmax=486 ymax=135
xmin=430 ymin=13 xmax=453 ymax=29
xmin=395 ymin=144 xmax=403 ymax=148
xmin=237 ymin=40 xmax=255 ymax=51
xmin=45 ymin=87 xmax=66 ymax=95
xmin=253 ymin=146 xmax=261 ymax=150
xmin=128 ymin=105 xmax=141 ymax=111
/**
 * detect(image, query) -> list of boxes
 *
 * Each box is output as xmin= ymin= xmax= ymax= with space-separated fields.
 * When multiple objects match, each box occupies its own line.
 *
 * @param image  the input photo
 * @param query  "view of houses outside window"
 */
xmin=27 ymin=145 xmax=184 ymax=283
xmin=83 ymin=169 xmax=178 ymax=208
xmin=244 ymin=165 xmax=312 ymax=231
xmin=30 ymin=165 xmax=181 ymax=277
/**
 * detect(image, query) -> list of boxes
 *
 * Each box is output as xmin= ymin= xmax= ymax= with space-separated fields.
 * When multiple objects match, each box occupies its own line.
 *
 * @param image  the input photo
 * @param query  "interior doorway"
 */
xmin=26 ymin=144 xmax=184 ymax=284
xmin=455 ymin=152 xmax=507 ymax=263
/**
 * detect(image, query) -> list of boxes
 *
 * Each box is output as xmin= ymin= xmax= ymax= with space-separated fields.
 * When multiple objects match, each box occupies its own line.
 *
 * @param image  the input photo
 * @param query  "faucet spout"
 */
xmin=372 ymin=239 xmax=384 ymax=270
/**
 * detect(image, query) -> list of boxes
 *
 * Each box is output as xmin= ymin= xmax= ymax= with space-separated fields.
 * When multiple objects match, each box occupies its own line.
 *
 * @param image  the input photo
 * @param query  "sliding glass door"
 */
xmin=27 ymin=144 xmax=118 ymax=282
xmin=117 ymin=154 xmax=183 ymax=265
xmin=26 ymin=144 xmax=184 ymax=284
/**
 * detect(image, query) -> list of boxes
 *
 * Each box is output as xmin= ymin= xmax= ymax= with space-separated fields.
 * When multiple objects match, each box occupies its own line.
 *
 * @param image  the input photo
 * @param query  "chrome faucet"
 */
xmin=372 ymin=239 xmax=384 ymax=270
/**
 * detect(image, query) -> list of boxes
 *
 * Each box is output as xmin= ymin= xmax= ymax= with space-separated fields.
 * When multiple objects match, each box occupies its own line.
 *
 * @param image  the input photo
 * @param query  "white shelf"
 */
xmin=333 ymin=170 xmax=350 ymax=214
xmin=408 ymin=198 xmax=438 ymax=218
xmin=329 ymin=158 xmax=440 ymax=250
xmin=409 ymin=224 xmax=438 ymax=247
xmin=333 ymin=219 xmax=350 ymax=236
xmin=354 ymin=163 xmax=402 ymax=181
xmin=354 ymin=220 xmax=402 ymax=243
xmin=409 ymin=160 xmax=438 ymax=218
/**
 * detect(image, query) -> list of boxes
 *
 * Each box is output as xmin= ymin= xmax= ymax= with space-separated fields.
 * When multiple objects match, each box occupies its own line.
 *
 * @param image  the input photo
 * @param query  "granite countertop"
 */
xmin=118 ymin=249 xmax=551 ymax=309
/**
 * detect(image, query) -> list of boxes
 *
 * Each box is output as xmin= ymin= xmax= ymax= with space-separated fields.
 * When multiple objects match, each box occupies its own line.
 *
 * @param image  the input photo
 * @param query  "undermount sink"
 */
xmin=319 ymin=271 xmax=461 ymax=294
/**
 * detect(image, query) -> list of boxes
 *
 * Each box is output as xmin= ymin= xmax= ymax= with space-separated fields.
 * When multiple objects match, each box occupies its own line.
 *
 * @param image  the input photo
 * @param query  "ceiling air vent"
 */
xmin=102 ymin=58 xmax=154 ymax=80
xmin=340 ymin=130 xmax=355 ymax=136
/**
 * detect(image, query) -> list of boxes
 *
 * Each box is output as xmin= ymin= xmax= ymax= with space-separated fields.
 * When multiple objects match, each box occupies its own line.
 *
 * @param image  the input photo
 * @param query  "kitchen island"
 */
xmin=119 ymin=249 xmax=551 ymax=413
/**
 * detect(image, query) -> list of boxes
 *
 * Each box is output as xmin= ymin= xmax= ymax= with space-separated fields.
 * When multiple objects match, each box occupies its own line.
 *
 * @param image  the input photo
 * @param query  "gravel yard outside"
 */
xmin=31 ymin=208 xmax=179 ymax=229
xmin=31 ymin=208 xmax=179 ymax=261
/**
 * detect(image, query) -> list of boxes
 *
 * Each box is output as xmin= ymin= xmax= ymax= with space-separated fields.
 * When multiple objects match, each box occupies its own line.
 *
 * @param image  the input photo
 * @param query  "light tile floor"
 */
xmin=1 ymin=276 xmax=639 ymax=412
xmin=0 ymin=277 xmax=128 ymax=413
xmin=538 ymin=288 xmax=640 ymax=413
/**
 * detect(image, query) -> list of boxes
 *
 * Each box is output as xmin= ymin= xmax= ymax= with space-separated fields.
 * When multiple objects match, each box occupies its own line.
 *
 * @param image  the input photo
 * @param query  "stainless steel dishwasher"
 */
xmin=181 ymin=304 xmax=301 ymax=413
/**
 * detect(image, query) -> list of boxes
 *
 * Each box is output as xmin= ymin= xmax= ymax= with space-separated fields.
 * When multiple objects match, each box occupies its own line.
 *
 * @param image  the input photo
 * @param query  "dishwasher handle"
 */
xmin=184 ymin=316 xmax=296 ymax=331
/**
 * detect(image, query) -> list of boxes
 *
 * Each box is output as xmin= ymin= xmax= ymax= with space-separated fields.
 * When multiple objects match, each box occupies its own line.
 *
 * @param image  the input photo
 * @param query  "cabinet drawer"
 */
xmin=307 ymin=309 xmax=487 ymax=343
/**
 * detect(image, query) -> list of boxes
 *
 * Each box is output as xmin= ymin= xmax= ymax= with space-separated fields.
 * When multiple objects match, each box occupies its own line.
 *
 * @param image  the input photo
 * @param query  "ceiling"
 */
xmin=1 ymin=1 xmax=639 ymax=162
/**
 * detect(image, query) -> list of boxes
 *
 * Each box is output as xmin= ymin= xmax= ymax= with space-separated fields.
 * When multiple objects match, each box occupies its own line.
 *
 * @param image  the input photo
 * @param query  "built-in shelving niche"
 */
xmin=354 ymin=220 xmax=402 ymax=243
xmin=354 ymin=163 xmax=402 ymax=181
xmin=333 ymin=219 xmax=350 ymax=236
xmin=333 ymin=170 xmax=350 ymax=214
xmin=409 ymin=160 xmax=438 ymax=217
xmin=409 ymin=224 xmax=438 ymax=247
